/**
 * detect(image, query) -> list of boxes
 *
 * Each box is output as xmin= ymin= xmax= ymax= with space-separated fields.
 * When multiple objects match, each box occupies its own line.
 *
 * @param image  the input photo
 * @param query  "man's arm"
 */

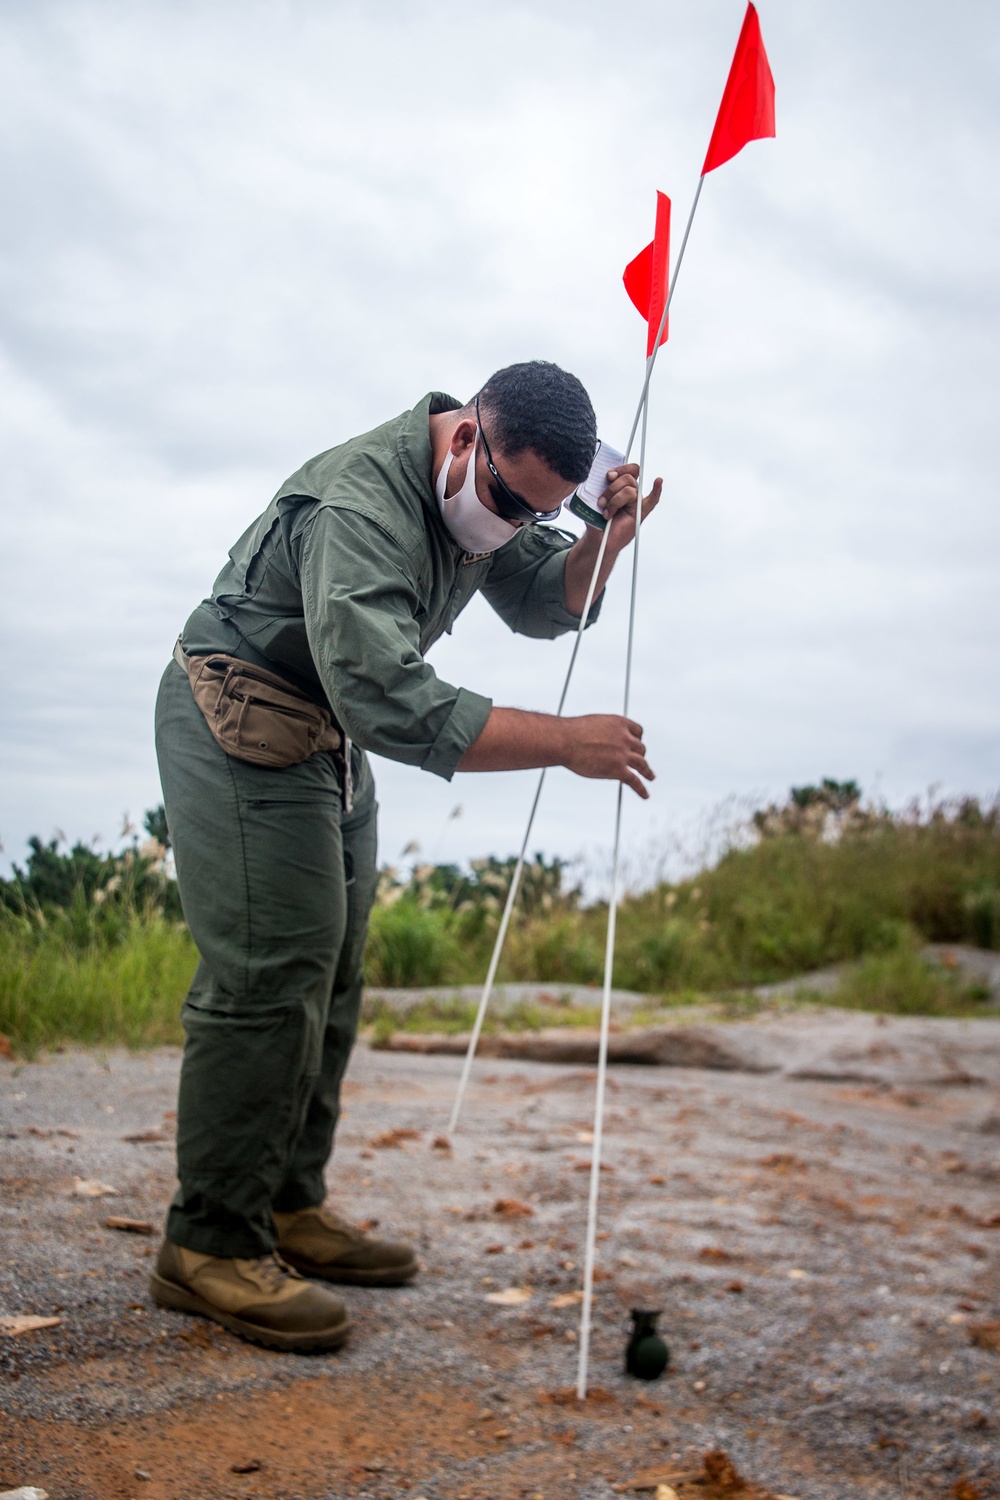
xmin=298 ymin=507 xmax=492 ymax=779
xmin=457 ymin=707 xmax=654 ymax=800
xmin=479 ymin=463 xmax=662 ymax=635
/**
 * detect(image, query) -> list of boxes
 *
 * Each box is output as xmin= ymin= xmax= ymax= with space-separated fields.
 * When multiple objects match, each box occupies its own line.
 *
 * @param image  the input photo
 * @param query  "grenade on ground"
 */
xmin=625 ymin=1308 xmax=670 ymax=1380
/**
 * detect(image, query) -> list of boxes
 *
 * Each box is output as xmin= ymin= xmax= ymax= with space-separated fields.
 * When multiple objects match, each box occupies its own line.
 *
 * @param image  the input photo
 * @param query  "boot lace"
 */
xmin=248 ymin=1252 xmax=301 ymax=1292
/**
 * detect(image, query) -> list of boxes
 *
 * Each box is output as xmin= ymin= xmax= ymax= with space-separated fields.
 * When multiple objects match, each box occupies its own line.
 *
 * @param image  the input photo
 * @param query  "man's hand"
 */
xmin=560 ymin=713 xmax=654 ymax=799
xmin=457 ymin=707 xmax=654 ymax=799
xmin=600 ymin=462 xmax=662 ymax=552
xmin=563 ymin=464 xmax=662 ymax=618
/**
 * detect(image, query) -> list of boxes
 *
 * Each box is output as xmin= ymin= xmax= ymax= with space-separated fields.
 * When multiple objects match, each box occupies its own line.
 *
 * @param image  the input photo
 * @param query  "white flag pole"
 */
xmin=447 ymin=511 xmax=618 ymax=1136
xmin=447 ymin=175 xmax=708 ymax=1139
xmin=575 ymin=177 xmax=709 ymax=1398
xmin=575 ymin=389 xmax=649 ymax=1399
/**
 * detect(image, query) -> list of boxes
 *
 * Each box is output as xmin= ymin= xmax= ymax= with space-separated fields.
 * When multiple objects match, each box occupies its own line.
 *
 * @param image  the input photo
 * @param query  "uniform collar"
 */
xmin=396 ymin=390 xmax=463 ymax=508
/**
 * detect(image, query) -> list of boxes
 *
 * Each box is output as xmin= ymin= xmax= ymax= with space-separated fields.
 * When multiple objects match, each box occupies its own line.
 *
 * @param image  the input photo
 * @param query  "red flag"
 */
xmin=623 ymin=191 xmax=671 ymax=357
xmin=702 ymin=3 xmax=775 ymax=175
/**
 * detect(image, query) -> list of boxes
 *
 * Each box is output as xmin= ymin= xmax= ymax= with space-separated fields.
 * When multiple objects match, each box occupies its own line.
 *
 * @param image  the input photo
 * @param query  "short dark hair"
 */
xmin=475 ymin=361 xmax=597 ymax=485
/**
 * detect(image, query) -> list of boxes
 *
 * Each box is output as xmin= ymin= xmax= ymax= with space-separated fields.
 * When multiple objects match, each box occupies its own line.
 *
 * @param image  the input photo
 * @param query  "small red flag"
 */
xmin=623 ymin=191 xmax=671 ymax=357
xmin=702 ymin=3 xmax=775 ymax=175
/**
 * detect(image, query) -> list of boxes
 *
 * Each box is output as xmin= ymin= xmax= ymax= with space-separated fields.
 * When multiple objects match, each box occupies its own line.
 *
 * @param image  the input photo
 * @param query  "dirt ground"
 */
xmin=1 ymin=1009 xmax=999 ymax=1500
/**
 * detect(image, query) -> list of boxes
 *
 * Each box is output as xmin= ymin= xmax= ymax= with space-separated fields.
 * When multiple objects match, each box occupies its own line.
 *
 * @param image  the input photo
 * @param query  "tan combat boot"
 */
xmin=274 ymin=1204 xmax=418 ymax=1287
xmin=150 ymin=1241 xmax=351 ymax=1352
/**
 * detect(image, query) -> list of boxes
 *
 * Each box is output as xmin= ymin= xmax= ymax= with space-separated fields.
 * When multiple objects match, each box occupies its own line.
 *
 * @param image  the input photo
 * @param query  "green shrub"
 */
xmin=364 ymin=899 xmax=462 ymax=987
xmin=964 ymin=882 xmax=1000 ymax=950
xmin=831 ymin=935 xmax=990 ymax=1016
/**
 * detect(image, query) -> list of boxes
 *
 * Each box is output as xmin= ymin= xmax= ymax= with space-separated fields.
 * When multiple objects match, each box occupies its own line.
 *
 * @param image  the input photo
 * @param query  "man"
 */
xmin=152 ymin=360 xmax=660 ymax=1352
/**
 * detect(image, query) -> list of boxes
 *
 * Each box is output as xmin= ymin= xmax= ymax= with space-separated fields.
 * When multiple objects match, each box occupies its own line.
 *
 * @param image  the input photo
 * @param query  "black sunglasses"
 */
xmin=474 ymin=396 xmax=565 ymax=526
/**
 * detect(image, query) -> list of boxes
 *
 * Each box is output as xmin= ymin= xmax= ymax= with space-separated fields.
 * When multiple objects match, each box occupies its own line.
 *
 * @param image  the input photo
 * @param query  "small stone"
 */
xmin=230 ymin=1460 xmax=262 ymax=1474
xmin=134 ymin=1471 xmax=151 ymax=1481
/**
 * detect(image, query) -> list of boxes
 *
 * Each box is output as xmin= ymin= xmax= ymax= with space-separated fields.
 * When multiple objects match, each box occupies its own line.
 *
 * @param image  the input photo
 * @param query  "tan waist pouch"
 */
xmin=174 ymin=638 xmax=341 ymax=769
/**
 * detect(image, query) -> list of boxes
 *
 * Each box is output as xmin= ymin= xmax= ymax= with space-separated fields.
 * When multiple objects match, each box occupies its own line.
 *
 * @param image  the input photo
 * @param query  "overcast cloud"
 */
xmin=1 ymin=0 xmax=998 ymax=883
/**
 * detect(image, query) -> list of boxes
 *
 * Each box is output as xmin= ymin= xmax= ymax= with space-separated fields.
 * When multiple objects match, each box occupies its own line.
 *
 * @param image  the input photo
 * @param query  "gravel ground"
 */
xmin=1 ymin=1012 xmax=999 ymax=1500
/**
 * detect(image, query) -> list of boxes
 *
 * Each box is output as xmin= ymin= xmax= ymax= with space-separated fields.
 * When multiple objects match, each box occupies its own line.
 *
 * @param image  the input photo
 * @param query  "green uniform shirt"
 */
xmin=182 ymin=392 xmax=602 ymax=780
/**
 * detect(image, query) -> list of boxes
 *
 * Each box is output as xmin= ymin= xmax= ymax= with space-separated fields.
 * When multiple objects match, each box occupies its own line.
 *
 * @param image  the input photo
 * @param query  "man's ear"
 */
xmin=449 ymin=418 xmax=478 ymax=458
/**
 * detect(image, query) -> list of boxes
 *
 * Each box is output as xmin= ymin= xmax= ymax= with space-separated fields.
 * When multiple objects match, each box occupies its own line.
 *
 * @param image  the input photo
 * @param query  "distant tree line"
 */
xmin=0 ymin=806 xmax=183 ymax=925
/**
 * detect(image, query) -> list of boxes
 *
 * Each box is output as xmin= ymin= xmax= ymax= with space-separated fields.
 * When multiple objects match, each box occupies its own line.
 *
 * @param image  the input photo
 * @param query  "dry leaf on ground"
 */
xmin=968 ymin=1321 xmax=1000 ymax=1352
xmin=71 ymin=1179 xmax=118 ymax=1198
xmin=615 ymin=1450 xmax=783 ymax=1498
xmin=370 ymin=1127 xmax=421 ymax=1148
xmin=550 ymin=1291 xmax=583 ymax=1308
xmin=0 ymin=1315 xmax=62 ymax=1336
xmin=760 ymin=1153 xmax=809 ymax=1172
xmin=612 ymin=1468 xmax=700 ymax=1493
xmin=493 ymin=1198 xmax=534 ymax=1218
xmin=104 ymin=1216 xmax=154 ymax=1234
xmin=485 ymin=1287 xmax=533 ymax=1306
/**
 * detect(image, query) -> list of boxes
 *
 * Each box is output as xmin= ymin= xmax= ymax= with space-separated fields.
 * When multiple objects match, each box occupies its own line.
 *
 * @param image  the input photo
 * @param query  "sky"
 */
xmin=1 ymin=0 xmax=998 ymax=888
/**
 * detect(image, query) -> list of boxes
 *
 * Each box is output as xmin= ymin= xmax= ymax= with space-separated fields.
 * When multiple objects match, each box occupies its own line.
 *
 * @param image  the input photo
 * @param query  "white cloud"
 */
xmin=1 ymin=0 xmax=998 ymax=878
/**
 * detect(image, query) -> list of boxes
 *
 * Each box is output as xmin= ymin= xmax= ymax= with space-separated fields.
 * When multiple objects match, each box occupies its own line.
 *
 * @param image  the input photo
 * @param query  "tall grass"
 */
xmin=0 ymin=903 xmax=195 ymax=1055
xmin=1 ymin=790 xmax=997 ymax=1055
xmin=363 ymin=794 xmax=1000 ymax=1000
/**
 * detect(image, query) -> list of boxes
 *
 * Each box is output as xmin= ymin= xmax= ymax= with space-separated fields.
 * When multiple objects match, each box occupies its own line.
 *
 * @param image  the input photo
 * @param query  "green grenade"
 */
xmin=625 ymin=1308 xmax=670 ymax=1380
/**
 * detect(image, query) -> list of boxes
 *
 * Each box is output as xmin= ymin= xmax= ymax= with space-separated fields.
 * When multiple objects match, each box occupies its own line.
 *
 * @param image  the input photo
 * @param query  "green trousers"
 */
xmin=154 ymin=660 xmax=378 ymax=1259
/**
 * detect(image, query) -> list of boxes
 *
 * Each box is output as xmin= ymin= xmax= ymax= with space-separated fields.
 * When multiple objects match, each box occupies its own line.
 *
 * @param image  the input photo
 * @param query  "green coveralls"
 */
xmin=155 ymin=392 xmax=600 ymax=1258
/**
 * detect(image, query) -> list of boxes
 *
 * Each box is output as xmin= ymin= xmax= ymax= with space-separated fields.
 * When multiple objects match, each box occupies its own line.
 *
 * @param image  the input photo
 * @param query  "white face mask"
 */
xmin=435 ymin=431 xmax=519 ymax=554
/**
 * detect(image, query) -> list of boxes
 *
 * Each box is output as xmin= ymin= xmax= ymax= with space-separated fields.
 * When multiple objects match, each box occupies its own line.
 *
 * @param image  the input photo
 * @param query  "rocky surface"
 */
xmin=383 ymin=1008 xmax=1000 ymax=1089
xmin=1 ymin=1020 xmax=999 ymax=1499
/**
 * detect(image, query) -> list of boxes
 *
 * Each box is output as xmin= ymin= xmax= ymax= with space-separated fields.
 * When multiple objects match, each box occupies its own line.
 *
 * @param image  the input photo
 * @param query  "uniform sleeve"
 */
xmin=298 ymin=507 xmax=492 ymax=780
xmin=480 ymin=525 xmax=604 ymax=640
